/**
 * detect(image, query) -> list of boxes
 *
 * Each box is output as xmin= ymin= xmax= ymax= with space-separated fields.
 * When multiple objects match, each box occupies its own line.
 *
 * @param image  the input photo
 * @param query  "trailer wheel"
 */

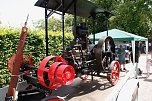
xmin=107 ymin=61 xmax=120 ymax=86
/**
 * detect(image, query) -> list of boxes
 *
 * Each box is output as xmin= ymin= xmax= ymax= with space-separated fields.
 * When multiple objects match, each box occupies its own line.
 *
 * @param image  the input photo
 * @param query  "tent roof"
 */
xmin=89 ymin=29 xmax=148 ymax=42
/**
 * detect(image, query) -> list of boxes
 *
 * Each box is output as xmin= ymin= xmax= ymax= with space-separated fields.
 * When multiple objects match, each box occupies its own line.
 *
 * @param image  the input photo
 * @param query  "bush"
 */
xmin=0 ymin=27 xmax=73 ymax=87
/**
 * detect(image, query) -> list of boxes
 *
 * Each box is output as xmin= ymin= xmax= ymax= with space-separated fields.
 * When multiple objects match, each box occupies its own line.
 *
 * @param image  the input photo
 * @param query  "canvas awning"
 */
xmin=35 ymin=0 xmax=108 ymax=18
xmin=89 ymin=29 xmax=148 ymax=42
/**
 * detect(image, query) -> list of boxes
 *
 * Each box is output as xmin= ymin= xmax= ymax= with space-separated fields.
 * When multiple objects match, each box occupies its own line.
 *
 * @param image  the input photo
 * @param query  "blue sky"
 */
xmin=0 ymin=0 xmax=60 ymax=28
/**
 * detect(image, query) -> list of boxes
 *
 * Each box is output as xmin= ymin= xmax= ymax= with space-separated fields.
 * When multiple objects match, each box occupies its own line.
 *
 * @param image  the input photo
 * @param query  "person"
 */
xmin=117 ymin=45 xmax=126 ymax=71
xmin=141 ymin=43 xmax=146 ymax=54
xmin=146 ymin=53 xmax=152 ymax=77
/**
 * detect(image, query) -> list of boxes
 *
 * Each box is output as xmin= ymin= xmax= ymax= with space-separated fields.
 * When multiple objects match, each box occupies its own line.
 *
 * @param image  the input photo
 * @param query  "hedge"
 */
xmin=0 ymin=27 xmax=73 ymax=88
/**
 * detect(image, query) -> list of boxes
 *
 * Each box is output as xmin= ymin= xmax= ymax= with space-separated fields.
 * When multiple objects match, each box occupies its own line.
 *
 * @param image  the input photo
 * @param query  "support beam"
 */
xmin=45 ymin=0 xmax=49 ymax=56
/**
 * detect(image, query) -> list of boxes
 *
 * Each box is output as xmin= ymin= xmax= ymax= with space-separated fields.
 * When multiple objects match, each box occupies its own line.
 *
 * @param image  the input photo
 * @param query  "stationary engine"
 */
xmin=5 ymin=0 xmax=120 ymax=100
xmin=62 ymin=22 xmax=120 ymax=83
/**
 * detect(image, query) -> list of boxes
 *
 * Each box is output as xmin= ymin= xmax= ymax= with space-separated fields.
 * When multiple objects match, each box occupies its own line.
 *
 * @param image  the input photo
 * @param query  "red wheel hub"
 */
xmin=55 ymin=65 xmax=75 ymax=85
xmin=38 ymin=55 xmax=75 ymax=89
xmin=8 ymin=54 xmax=33 ymax=74
xmin=108 ymin=61 xmax=120 ymax=85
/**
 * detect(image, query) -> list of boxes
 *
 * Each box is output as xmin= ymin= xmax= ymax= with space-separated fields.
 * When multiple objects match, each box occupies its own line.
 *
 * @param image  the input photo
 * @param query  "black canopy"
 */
xmin=35 ymin=0 xmax=107 ymax=18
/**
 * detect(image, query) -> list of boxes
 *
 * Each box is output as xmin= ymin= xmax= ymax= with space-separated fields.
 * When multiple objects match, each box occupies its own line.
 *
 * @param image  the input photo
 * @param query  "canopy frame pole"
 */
xmin=73 ymin=0 xmax=77 ymax=39
xmin=105 ymin=12 xmax=110 ymax=36
xmin=61 ymin=0 xmax=65 ymax=51
xmin=47 ymin=4 xmax=62 ymax=17
xmin=92 ymin=15 xmax=96 ymax=44
xmin=45 ymin=0 xmax=49 ymax=56
xmin=106 ymin=18 xmax=108 ymax=36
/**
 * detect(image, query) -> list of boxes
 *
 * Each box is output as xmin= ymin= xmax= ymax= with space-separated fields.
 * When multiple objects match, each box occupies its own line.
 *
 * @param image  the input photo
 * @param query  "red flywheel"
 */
xmin=38 ymin=55 xmax=75 ymax=90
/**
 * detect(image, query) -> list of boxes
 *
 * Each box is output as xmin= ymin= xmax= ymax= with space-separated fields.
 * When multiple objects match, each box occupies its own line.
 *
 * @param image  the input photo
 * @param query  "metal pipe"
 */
xmin=48 ymin=4 xmax=62 ymax=17
xmin=45 ymin=0 xmax=49 ymax=56
xmin=73 ymin=0 xmax=77 ymax=38
xmin=106 ymin=17 xmax=108 ymax=36
xmin=93 ymin=18 xmax=95 ymax=44
xmin=62 ymin=0 xmax=65 ymax=51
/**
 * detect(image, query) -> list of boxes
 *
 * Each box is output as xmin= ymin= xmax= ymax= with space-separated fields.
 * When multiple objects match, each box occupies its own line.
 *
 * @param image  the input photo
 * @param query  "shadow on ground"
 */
xmin=50 ymin=77 xmax=113 ymax=100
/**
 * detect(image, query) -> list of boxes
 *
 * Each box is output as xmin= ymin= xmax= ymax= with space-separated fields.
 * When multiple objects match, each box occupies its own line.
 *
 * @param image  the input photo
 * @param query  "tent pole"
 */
xmin=131 ymin=41 xmax=135 ymax=65
xmin=131 ymin=41 xmax=138 ymax=78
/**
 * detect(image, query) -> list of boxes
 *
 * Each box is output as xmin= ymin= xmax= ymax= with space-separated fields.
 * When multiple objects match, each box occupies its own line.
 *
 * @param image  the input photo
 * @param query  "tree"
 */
xmin=86 ymin=0 xmax=120 ymax=34
xmin=64 ymin=14 xmax=73 ymax=32
xmin=88 ymin=0 xmax=152 ymax=41
xmin=33 ymin=17 xmax=61 ymax=31
xmin=33 ymin=19 xmax=45 ymax=29
xmin=109 ymin=0 xmax=152 ymax=40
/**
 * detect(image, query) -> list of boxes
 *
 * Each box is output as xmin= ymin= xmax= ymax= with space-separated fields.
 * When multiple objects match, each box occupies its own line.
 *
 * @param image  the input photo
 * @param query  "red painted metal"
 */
xmin=23 ymin=54 xmax=34 ymax=74
xmin=55 ymin=65 xmax=75 ymax=85
xmin=38 ymin=55 xmax=75 ymax=89
xmin=55 ymin=56 xmax=67 ymax=64
xmin=8 ymin=54 xmax=23 ymax=72
xmin=38 ymin=56 xmax=56 ymax=88
xmin=109 ymin=61 xmax=120 ymax=85
xmin=7 ymin=15 xmax=29 ymax=97
xmin=80 ymin=74 xmax=88 ymax=80
xmin=48 ymin=62 xmax=65 ymax=89
xmin=8 ymin=54 xmax=33 ymax=74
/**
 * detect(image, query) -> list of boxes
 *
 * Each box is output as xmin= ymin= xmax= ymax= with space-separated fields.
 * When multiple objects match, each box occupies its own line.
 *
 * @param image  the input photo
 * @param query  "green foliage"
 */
xmin=0 ymin=27 xmax=73 ymax=88
xmin=33 ymin=17 xmax=62 ymax=31
xmin=108 ymin=0 xmax=152 ymax=40
xmin=88 ymin=0 xmax=152 ymax=41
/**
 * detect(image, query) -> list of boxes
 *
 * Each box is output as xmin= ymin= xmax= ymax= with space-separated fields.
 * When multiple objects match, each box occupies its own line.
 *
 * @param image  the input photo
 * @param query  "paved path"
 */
xmin=123 ymin=54 xmax=152 ymax=101
xmin=1 ymin=54 xmax=150 ymax=101
xmin=137 ymin=54 xmax=152 ymax=101
xmin=51 ymin=65 xmax=127 ymax=101
xmin=52 ymin=54 xmax=152 ymax=101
